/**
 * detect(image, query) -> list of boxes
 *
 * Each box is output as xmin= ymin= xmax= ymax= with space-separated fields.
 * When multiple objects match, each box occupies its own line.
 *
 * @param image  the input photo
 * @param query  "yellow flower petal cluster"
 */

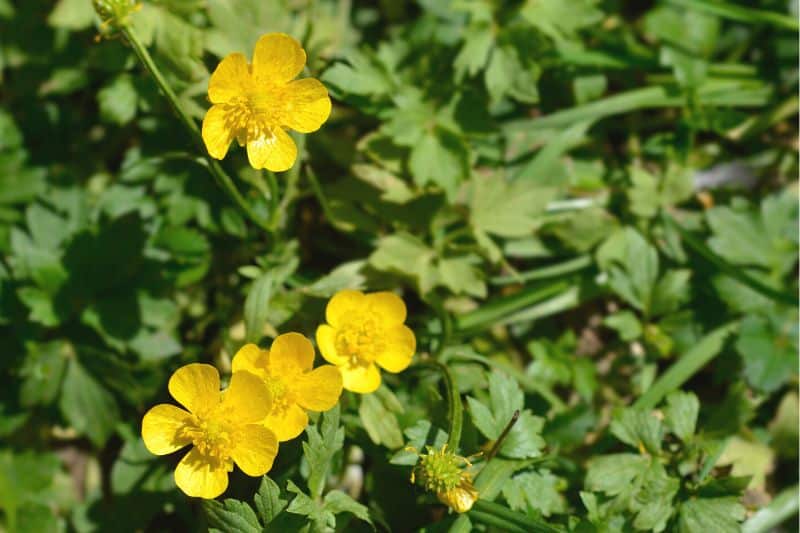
xmin=201 ymin=33 xmax=331 ymax=172
xmin=316 ymin=290 xmax=416 ymax=394
xmin=410 ymin=444 xmax=479 ymax=513
xmin=141 ymin=364 xmax=278 ymax=499
xmin=232 ymin=333 xmax=343 ymax=442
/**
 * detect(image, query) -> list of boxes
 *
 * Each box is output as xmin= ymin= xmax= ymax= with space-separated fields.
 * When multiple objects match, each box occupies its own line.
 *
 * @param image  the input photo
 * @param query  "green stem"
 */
xmin=420 ymin=360 xmax=463 ymax=451
xmin=470 ymin=500 xmax=563 ymax=533
xmin=120 ymin=26 xmax=271 ymax=233
xmin=306 ymin=163 xmax=348 ymax=230
xmin=490 ymin=255 xmax=592 ymax=285
xmin=484 ymin=410 xmax=519 ymax=463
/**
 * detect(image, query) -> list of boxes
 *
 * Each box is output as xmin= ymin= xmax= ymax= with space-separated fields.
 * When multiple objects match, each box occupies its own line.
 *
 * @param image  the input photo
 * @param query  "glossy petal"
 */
xmin=202 ymin=105 xmax=235 ymax=160
xmin=246 ymin=127 xmax=297 ymax=172
xmin=316 ymin=324 xmax=346 ymax=365
xmin=281 ymin=78 xmax=331 ymax=133
xmin=375 ymin=325 xmax=415 ymax=373
xmin=270 ymin=332 xmax=315 ymax=374
xmin=264 ymin=402 xmax=309 ymax=442
xmin=231 ymin=343 xmax=269 ymax=378
xmin=174 ymin=448 xmax=229 ymax=499
xmin=231 ymin=424 xmax=278 ymax=476
xmin=168 ymin=363 xmax=220 ymax=416
xmin=366 ymin=291 xmax=407 ymax=325
xmin=222 ymin=371 xmax=271 ymax=424
xmin=295 ymin=365 xmax=343 ymax=412
xmin=340 ymin=363 xmax=381 ymax=394
xmin=252 ymin=33 xmax=306 ymax=85
xmin=208 ymin=52 xmax=250 ymax=104
xmin=141 ymin=404 xmax=192 ymax=455
xmin=325 ymin=289 xmax=365 ymax=327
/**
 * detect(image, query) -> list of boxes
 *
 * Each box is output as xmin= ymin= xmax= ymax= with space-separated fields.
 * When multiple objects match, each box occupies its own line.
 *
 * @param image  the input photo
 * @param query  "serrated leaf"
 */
xmin=678 ymin=497 xmax=745 ymax=533
xmin=610 ymin=408 xmax=663 ymax=455
xmin=323 ymin=490 xmax=373 ymax=528
xmin=359 ymin=392 xmax=403 ymax=449
xmin=303 ymin=405 xmax=344 ymax=498
xmin=502 ymin=470 xmax=566 ymax=517
xmin=203 ymin=499 xmax=260 ymax=533
xmin=664 ymin=391 xmax=699 ymax=442
xmin=254 ymin=475 xmax=287 ymax=525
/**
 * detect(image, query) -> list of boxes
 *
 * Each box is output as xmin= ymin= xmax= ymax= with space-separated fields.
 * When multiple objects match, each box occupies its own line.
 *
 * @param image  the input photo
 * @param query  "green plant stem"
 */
xmin=665 ymin=0 xmax=799 ymax=31
xmin=484 ymin=410 xmax=519 ymax=463
xmin=742 ymin=484 xmax=800 ymax=533
xmin=120 ymin=25 xmax=271 ymax=233
xmin=490 ymin=255 xmax=592 ymax=285
xmin=420 ymin=360 xmax=463 ymax=451
xmin=469 ymin=500 xmax=563 ymax=533
xmin=662 ymin=212 xmax=797 ymax=306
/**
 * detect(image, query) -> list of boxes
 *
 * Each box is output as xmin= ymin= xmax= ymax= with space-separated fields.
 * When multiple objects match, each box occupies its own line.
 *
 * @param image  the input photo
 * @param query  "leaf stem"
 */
xmin=120 ymin=25 xmax=272 ymax=233
xmin=484 ymin=410 xmax=520 ymax=463
xmin=419 ymin=359 xmax=463 ymax=451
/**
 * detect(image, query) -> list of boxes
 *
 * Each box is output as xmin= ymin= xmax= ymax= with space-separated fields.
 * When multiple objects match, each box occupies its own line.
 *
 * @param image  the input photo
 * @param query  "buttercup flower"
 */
xmin=201 ymin=33 xmax=331 ymax=172
xmin=231 ymin=332 xmax=343 ymax=441
xmin=141 ymin=363 xmax=278 ymax=499
xmin=410 ymin=444 xmax=479 ymax=513
xmin=316 ymin=290 xmax=416 ymax=394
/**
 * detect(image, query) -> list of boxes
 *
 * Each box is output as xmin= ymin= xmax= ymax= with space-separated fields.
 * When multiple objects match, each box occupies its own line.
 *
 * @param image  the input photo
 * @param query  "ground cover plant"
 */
xmin=0 ymin=0 xmax=798 ymax=531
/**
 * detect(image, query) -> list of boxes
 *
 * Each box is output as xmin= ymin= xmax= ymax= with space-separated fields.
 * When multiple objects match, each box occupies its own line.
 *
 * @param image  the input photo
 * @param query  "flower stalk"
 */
xmin=118 ymin=25 xmax=272 ymax=233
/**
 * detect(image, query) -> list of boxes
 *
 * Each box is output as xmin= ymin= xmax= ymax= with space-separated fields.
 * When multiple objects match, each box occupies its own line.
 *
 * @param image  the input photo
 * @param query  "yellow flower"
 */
xmin=201 ymin=33 xmax=331 ymax=172
xmin=231 ymin=332 xmax=343 ymax=441
xmin=410 ymin=444 xmax=479 ymax=513
xmin=316 ymin=290 xmax=416 ymax=394
xmin=141 ymin=363 xmax=278 ymax=499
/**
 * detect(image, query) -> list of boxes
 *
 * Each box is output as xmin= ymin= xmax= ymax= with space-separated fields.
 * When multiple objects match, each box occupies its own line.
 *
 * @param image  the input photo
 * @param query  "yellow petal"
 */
xmin=341 ymin=363 xmax=381 ymax=394
xmin=438 ymin=481 xmax=478 ymax=513
xmin=316 ymin=324 xmax=346 ymax=365
xmin=174 ymin=448 xmax=229 ymax=499
xmin=325 ymin=289 xmax=365 ymax=327
xmin=252 ymin=33 xmax=306 ymax=85
xmin=141 ymin=404 xmax=192 ymax=455
xmin=231 ymin=343 xmax=269 ymax=377
xmin=208 ymin=52 xmax=251 ymax=104
xmin=246 ymin=127 xmax=297 ymax=172
xmin=202 ymin=105 xmax=235 ymax=160
xmin=222 ymin=371 xmax=271 ymax=424
xmin=264 ymin=402 xmax=309 ymax=442
xmin=270 ymin=332 xmax=315 ymax=374
xmin=282 ymin=78 xmax=331 ymax=133
xmin=168 ymin=363 xmax=220 ymax=416
xmin=366 ymin=291 xmax=407 ymax=325
xmin=295 ymin=365 xmax=343 ymax=412
xmin=231 ymin=424 xmax=279 ymax=476
xmin=375 ymin=325 xmax=415 ymax=373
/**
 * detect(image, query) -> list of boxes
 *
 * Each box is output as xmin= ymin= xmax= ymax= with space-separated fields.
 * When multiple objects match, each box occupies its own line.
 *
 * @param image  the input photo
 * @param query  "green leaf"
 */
xmin=678 ymin=497 xmax=745 ymax=533
xmin=48 ymin=0 xmax=94 ymax=29
xmin=454 ymin=24 xmax=494 ymax=81
xmin=469 ymin=174 xmax=555 ymax=238
xmin=203 ymin=499 xmax=260 ymax=533
xmin=254 ymin=476 xmax=287 ymax=526
xmin=502 ymin=470 xmax=566 ymax=517
xmin=437 ymin=255 xmax=487 ymax=298
xmin=97 ymin=75 xmax=139 ymax=126
xmin=243 ymin=271 xmax=276 ymax=344
xmin=408 ymin=128 xmax=469 ymax=200
xmin=19 ymin=341 xmax=68 ymax=407
xmin=610 ymin=407 xmax=663 ymax=454
xmin=303 ymin=404 xmax=344 ymax=498
xmin=286 ymin=480 xmax=335 ymax=532
xmin=603 ymin=311 xmax=643 ymax=341
xmin=651 ymin=269 xmax=692 ymax=316
xmin=664 ymin=391 xmax=699 ymax=442
xmin=735 ymin=312 xmax=798 ymax=393
xmin=58 ymin=358 xmax=120 ymax=447
xmin=369 ymin=233 xmax=438 ymax=294
xmin=596 ymin=227 xmax=660 ymax=314
xmin=359 ymin=390 xmax=404 ymax=449
xmin=467 ymin=370 xmax=544 ymax=458
xmin=323 ymin=490 xmax=373 ymax=528
xmin=585 ymin=453 xmax=649 ymax=497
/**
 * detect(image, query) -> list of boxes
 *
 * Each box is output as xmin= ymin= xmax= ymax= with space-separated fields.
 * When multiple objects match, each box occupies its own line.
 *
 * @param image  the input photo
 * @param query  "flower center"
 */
xmin=264 ymin=375 xmax=294 ymax=416
xmin=335 ymin=315 xmax=384 ymax=367
xmin=180 ymin=411 xmax=237 ymax=464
